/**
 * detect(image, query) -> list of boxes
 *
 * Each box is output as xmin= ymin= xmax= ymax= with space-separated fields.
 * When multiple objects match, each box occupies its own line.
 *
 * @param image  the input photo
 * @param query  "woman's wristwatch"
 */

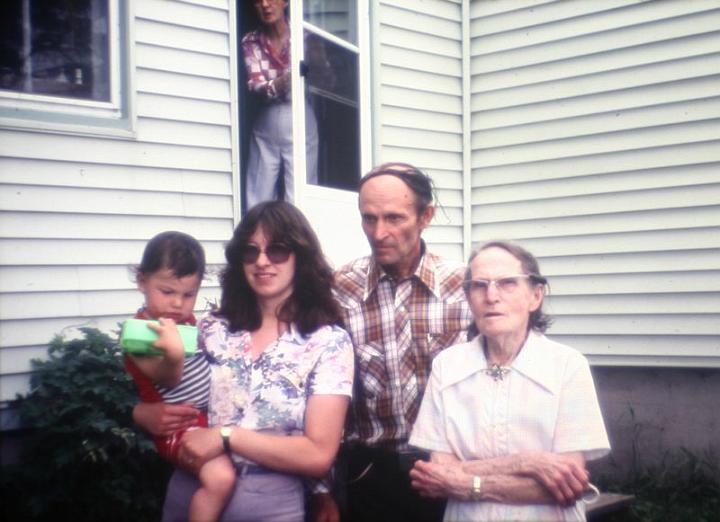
xmin=220 ymin=426 xmax=233 ymax=454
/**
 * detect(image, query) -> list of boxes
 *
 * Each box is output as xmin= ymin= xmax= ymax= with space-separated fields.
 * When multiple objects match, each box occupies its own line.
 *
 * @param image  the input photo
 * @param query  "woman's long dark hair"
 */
xmin=465 ymin=240 xmax=552 ymax=340
xmin=217 ymin=201 xmax=342 ymax=335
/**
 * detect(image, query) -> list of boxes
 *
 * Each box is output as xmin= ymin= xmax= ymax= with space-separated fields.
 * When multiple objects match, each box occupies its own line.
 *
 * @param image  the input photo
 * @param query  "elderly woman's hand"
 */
xmin=410 ymin=460 xmax=472 ymax=500
xmin=177 ymin=427 xmax=223 ymax=473
xmin=518 ymin=452 xmax=589 ymax=505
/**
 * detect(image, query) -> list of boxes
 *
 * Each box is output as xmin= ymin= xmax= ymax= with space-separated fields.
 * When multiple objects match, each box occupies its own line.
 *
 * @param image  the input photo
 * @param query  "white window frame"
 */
xmin=288 ymin=0 xmax=372 ymax=203
xmin=0 ymin=0 xmax=135 ymax=138
xmin=279 ymin=0 xmax=370 ymax=266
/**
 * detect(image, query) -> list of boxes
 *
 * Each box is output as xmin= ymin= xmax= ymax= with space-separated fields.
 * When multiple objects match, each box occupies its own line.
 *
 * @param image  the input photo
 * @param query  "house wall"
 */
xmin=469 ymin=0 xmax=720 ymax=473
xmin=372 ymin=0 xmax=466 ymax=261
xmin=468 ymin=0 xmax=720 ymax=366
xmin=0 ymin=0 xmax=237 ymax=422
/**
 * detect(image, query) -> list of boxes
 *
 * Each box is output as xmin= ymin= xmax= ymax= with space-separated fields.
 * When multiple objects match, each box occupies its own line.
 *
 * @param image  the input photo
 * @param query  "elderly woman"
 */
xmin=409 ymin=241 xmax=610 ymax=521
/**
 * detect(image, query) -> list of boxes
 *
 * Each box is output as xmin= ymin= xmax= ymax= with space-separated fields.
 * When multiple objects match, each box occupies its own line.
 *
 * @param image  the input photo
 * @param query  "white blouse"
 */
xmin=410 ymin=331 xmax=610 ymax=522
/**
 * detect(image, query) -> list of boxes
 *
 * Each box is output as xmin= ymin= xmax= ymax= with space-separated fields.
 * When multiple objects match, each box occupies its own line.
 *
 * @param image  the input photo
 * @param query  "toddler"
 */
xmin=125 ymin=231 xmax=234 ymax=522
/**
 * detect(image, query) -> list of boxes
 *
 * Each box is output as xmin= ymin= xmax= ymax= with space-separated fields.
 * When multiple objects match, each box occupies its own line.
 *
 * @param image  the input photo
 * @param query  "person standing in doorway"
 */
xmin=242 ymin=0 xmax=318 ymax=207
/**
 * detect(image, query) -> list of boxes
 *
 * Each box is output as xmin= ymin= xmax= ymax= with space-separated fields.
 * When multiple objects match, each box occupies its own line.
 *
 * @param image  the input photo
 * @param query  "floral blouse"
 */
xmin=198 ymin=314 xmax=354 ymax=437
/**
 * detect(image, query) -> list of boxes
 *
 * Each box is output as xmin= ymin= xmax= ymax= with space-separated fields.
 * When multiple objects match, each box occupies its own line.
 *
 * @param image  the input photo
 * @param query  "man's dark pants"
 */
xmin=337 ymin=444 xmax=446 ymax=522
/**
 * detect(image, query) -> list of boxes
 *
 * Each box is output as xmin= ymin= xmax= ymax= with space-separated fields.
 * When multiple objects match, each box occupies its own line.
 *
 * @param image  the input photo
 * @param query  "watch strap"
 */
xmin=221 ymin=427 xmax=232 ymax=454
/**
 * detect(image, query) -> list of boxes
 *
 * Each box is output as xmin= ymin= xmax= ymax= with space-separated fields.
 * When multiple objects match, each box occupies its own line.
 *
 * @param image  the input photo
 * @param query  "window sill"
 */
xmin=0 ymin=111 xmax=136 ymax=140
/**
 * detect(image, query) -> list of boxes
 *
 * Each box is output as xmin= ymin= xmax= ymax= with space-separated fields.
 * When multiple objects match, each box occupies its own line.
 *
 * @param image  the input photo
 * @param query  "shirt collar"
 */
xmin=439 ymin=336 xmax=485 ymax=388
xmin=280 ymin=323 xmax=305 ymax=344
xmin=441 ymin=331 xmax=559 ymax=395
xmin=258 ymin=22 xmax=290 ymax=63
xmin=364 ymin=241 xmax=439 ymax=300
xmin=512 ymin=331 xmax=560 ymax=395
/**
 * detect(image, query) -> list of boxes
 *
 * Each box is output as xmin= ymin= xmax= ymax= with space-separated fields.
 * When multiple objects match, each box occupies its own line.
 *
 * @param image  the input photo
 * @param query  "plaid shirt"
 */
xmin=334 ymin=247 xmax=471 ymax=450
xmin=241 ymin=27 xmax=290 ymax=101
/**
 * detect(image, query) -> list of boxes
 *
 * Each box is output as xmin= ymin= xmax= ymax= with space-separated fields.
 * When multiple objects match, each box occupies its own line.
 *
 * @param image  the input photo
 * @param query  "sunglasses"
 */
xmin=240 ymin=243 xmax=293 ymax=264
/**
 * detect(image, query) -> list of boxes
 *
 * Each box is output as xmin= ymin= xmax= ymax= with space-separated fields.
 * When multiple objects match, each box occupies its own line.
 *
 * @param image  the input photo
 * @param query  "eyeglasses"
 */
xmin=240 ymin=243 xmax=293 ymax=264
xmin=462 ymin=274 xmax=534 ymax=295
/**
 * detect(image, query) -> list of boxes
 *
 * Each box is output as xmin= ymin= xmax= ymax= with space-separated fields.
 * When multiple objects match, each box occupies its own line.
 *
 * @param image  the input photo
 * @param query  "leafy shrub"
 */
xmin=0 ymin=328 xmax=171 ymax=522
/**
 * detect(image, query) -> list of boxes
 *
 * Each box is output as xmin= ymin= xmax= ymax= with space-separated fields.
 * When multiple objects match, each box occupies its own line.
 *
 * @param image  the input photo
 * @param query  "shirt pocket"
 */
xmin=354 ymin=342 xmax=392 ymax=419
xmin=416 ymin=301 xmax=470 ymax=362
xmin=269 ymin=368 xmax=307 ymax=400
xmin=425 ymin=331 xmax=463 ymax=360
xmin=257 ymin=368 xmax=307 ymax=432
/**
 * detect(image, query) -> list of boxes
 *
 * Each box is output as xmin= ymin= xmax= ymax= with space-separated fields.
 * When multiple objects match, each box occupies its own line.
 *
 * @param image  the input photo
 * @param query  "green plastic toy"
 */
xmin=120 ymin=318 xmax=197 ymax=355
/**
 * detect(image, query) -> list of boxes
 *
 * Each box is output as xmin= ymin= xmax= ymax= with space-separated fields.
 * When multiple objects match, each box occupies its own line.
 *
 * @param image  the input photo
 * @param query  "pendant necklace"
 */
xmin=482 ymin=337 xmax=519 ymax=381
xmin=485 ymin=363 xmax=511 ymax=381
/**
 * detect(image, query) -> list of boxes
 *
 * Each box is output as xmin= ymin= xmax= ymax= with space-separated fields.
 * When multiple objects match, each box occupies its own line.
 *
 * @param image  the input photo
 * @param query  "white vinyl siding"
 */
xmin=374 ymin=0 xmax=465 ymax=261
xmin=0 ymin=0 xmax=237 ymax=407
xmin=469 ymin=0 xmax=720 ymax=366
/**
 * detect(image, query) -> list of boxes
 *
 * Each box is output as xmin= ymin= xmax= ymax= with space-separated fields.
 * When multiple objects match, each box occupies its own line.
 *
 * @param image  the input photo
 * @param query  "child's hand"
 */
xmin=147 ymin=318 xmax=185 ymax=363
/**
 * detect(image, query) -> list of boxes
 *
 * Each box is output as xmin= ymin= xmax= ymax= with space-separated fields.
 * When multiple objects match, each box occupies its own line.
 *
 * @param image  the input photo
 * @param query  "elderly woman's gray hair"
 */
xmin=465 ymin=240 xmax=552 ymax=340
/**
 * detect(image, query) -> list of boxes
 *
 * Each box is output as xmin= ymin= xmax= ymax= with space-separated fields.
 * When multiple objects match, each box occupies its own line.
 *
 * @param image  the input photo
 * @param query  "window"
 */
xmin=303 ymin=0 xmax=361 ymax=191
xmin=304 ymin=26 xmax=360 ymax=191
xmin=0 ymin=0 xmax=131 ymax=135
xmin=1 ymin=0 xmax=110 ymax=101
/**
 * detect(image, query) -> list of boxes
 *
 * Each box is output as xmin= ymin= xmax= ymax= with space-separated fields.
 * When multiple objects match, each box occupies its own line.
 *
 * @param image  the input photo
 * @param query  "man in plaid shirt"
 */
xmin=316 ymin=163 xmax=471 ymax=522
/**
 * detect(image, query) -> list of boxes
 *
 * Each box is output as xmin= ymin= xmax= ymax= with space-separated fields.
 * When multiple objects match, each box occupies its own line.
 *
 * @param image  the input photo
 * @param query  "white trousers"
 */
xmin=245 ymin=100 xmax=318 ymax=208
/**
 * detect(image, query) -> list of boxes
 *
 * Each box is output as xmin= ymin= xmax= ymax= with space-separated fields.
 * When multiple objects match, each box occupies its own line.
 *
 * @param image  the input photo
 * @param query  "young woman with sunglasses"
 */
xmin=138 ymin=201 xmax=354 ymax=522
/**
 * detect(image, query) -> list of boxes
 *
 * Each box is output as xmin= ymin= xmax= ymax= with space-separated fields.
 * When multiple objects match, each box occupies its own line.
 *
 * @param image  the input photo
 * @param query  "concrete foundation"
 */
xmin=588 ymin=367 xmax=720 ymax=481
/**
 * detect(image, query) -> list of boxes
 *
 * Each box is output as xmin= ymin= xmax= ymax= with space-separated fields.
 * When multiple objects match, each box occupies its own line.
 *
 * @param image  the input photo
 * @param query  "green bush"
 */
xmin=0 ymin=328 xmax=171 ymax=522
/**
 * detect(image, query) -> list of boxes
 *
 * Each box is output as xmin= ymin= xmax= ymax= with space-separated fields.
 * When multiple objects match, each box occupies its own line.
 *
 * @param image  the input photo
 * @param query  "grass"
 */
xmin=595 ymin=447 xmax=720 ymax=522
